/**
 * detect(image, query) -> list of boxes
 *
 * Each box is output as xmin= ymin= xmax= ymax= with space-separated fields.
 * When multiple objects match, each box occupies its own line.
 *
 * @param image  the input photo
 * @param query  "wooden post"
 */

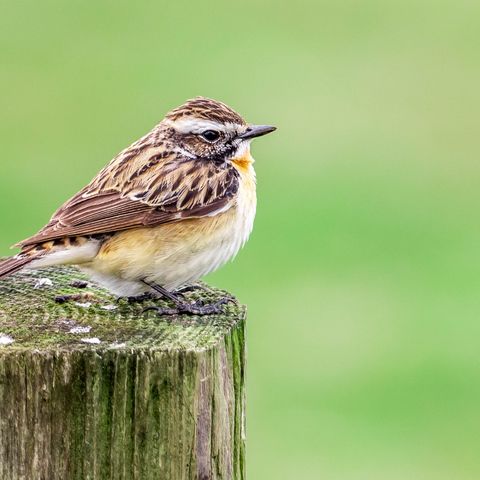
xmin=0 ymin=266 xmax=246 ymax=480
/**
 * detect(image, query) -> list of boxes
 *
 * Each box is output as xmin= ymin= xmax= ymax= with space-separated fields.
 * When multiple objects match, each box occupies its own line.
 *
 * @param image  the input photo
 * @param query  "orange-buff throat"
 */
xmin=231 ymin=150 xmax=254 ymax=173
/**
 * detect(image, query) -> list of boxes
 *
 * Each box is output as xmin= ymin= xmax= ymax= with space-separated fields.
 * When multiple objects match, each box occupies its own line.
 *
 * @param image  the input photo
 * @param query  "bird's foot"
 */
xmin=175 ymin=285 xmax=237 ymax=304
xmin=143 ymin=297 xmax=234 ymax=316
xmin=117 ymin=292 xmax=157 ymax=304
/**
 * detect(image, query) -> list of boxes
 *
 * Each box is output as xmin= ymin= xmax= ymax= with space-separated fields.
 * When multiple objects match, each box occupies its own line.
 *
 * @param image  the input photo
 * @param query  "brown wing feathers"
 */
xmin=18 ymin=147 xmax=239 ymax=248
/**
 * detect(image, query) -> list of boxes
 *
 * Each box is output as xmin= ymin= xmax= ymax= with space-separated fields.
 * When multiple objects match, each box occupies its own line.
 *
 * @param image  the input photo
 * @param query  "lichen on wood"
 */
xmin=0 ymin=266 xmax=246 ymax=480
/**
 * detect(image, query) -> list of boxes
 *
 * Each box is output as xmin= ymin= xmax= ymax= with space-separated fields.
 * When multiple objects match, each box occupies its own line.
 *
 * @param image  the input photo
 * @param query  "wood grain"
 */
xmin=0 ymin=266 xmax=246 ymax=480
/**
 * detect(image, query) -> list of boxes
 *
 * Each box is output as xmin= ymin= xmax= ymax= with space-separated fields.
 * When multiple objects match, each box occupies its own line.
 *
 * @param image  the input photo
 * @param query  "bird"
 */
xmin=0 ymin=97 xmax=276 ymax=315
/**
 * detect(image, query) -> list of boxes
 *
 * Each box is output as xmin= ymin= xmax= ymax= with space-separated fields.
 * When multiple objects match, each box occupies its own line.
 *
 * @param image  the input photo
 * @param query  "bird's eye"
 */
xmin=201 ymin=130 xmax=220 ymax=142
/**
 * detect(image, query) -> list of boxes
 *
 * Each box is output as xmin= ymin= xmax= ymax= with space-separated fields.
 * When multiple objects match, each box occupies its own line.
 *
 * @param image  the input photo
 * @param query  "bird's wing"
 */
xmin=18 ymin=148 xmax=239 ymax=248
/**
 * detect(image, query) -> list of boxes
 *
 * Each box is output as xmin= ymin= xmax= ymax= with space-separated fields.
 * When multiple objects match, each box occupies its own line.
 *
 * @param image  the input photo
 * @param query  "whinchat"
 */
xmin=0 ymin=97 xmax=276 ymax=315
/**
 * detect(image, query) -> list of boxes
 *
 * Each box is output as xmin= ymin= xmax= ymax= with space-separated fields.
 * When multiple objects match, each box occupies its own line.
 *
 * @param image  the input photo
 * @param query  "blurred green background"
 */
xmin=1 ymin=1 xmax=480 ymax=478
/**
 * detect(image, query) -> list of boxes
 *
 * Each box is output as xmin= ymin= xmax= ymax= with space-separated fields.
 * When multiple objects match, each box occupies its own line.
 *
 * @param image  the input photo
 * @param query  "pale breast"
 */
xmin=89 ymin=165 xmax=257 ymax=291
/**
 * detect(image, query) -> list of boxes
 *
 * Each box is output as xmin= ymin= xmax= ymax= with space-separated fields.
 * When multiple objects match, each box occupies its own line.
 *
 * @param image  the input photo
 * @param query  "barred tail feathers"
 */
xmin=0 ymin=237 xmax=101 ymax=279
xmin=0 ymin=255 xmax=36 ymax=278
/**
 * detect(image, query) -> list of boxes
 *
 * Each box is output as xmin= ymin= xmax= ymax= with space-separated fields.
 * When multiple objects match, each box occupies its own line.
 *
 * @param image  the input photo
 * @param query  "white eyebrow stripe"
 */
xmin=164 ymin=118 xmax=240 ymax=134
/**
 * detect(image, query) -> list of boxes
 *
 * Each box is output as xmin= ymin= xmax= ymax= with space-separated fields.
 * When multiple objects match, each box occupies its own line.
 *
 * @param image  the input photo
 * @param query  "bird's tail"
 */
xmin=0 ymin=239 xmax=101 ymax=280
xmin=0 ymin=254 xmax=36 ymax=279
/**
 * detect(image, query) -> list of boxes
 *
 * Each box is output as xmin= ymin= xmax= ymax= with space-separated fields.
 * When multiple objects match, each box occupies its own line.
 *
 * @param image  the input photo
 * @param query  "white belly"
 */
xmin=152 ymin=214 xmax=251 ymax=289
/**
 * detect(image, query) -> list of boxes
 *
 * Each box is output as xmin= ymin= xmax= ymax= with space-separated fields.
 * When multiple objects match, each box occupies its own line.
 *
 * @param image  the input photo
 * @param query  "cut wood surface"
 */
xmin=0 ymin=266 xmax=246 ymax=480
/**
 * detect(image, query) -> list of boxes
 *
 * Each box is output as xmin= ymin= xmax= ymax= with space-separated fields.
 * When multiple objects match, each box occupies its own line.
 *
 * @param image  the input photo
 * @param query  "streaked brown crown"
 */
xmin=165 ymin=97 xmax=247 ymax=125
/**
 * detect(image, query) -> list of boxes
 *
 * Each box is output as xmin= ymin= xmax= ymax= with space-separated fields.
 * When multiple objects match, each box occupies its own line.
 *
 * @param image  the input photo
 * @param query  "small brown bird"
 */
xmin=0 ymin=97 xmax=275 ymax=314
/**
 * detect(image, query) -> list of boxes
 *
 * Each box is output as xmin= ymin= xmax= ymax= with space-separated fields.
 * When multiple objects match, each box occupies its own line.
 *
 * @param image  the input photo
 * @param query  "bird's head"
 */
xmin=162 ymin=97 xmax=276 ymax=167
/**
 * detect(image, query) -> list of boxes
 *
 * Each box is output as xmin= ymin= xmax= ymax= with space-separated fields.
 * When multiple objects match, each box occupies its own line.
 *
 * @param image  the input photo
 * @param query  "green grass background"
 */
xmin=1 ymin=1 xmax=480 ymax=478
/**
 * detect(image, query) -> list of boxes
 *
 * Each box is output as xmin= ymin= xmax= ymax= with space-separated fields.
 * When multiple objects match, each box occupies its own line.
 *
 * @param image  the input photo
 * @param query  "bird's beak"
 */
xmin=238 ymin=125 xmax=277 ymax=140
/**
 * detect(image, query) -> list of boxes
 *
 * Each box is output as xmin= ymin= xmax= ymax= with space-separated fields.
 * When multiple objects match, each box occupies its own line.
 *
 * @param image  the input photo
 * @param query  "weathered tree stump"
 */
xmin=0 ymin=266 xmax=245 ymax=480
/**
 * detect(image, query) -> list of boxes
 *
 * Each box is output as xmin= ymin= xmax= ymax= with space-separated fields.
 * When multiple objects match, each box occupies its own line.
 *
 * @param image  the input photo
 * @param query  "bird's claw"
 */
xmin=117 ymin=292 xmax=157 ymax=304
xmin=142 ymin=296 xmax=235 ymax=316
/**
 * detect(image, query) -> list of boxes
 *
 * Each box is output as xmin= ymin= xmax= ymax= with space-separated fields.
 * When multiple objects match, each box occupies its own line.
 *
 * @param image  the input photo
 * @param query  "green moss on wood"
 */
xmin=0 ymin=266 xmax=245 ymax=351
xmin=0 ymin=266 xmax=246 ymax=479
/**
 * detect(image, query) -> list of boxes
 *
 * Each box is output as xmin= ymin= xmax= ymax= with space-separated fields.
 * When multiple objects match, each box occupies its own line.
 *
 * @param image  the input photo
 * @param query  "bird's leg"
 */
xmin=141 ymin=279 xmax=233 ymax=316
